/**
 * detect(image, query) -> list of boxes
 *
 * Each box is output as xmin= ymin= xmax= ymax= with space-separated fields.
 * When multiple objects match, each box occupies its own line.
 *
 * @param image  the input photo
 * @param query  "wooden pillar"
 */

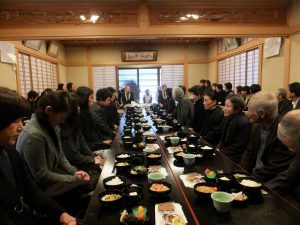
xmin=283 ymin=37 xmax=291 ymax=89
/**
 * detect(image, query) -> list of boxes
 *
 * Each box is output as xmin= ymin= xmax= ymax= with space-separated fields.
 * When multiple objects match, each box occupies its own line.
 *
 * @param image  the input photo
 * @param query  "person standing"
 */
xmin=121 ymin=85 xmax=134 ymax=106
xmin=143 ymin=89 xmax=152 ymax=104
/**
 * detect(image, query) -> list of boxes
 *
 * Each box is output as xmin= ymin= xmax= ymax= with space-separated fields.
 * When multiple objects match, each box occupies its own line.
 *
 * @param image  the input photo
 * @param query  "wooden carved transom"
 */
xmin=150 ymin=8 xmax=286 ymax=24
xmin=0 ymin=7 xmax=139 ymax=25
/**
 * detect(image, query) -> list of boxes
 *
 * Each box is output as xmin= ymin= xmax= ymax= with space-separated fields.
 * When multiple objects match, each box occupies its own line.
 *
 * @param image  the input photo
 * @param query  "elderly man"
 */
xmin=172 ymin=86 xmax=194 ymax=127
xmin=240 ymin=92 xmax=295 ymax=182
xmin=266 ymin=110 xmax=300 ymax=203
xmin=275 ymin=88 xmax=293 ymax=116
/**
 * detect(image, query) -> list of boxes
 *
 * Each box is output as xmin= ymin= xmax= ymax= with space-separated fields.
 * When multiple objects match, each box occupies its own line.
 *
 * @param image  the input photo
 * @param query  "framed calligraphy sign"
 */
xmin=121 ymin=50 xmax=158 ymax=62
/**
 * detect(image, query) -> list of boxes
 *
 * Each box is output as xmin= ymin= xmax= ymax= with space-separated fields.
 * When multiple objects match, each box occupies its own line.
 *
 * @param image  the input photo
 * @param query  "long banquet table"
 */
xmin=82 ymin=112 xmax=300 ymax=225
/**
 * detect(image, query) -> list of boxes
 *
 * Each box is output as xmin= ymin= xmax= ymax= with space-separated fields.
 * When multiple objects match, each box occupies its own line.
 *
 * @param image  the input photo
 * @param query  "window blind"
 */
xmin=18 ymin=52 xmax=58 ymax=97
xmin=92 ymin=66 xmax=116 ymax=96
xmin=218 ymin=48 xmax=259 ymax=89
xmin=161 ymin=65 xmax=184 ymax=88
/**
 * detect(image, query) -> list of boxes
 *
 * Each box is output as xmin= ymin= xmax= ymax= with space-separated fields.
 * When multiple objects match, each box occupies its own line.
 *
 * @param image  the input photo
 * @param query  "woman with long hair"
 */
xmin=76 ymin=86 xmax=112 ymax=151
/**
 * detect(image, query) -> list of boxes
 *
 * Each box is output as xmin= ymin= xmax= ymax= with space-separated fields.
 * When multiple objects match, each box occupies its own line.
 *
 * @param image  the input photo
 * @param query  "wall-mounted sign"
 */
xmin=22 ymin=40 xmax=42 ymax=51
xmin=121 ymin=50 xmax=158 ymax=62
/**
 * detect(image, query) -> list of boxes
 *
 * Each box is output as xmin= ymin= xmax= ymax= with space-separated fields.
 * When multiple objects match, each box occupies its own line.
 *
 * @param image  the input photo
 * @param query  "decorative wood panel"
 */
xmin=0 ymin=3 xmax=139 ymax=25
xmin=150 ymin=8 xmax=287 ymax=24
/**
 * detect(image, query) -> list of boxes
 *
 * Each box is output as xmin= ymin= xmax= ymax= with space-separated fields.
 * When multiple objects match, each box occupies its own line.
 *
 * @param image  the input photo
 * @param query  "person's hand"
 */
xmin=59 ymin=212 xmax=76 ymax=225
xmin=103 ymin=140 xmax=112 ymax=145
xmin=75 ymin=171 xmax=90 ymax=181
xmin=188 ymin=128 xmax=194 ymax=132
xmin=94 ymin=155 xmax=105 ymax=165
xmin=114 ymin=125 xmax=119 ymax=130
xmin=159 ymin=103 xmax=163 ymax=108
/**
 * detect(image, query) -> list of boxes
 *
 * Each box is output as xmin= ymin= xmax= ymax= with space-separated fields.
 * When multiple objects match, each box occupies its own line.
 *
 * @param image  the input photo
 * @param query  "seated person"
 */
xmin=106 ymin=87 xmax=120 ymax=127
xmin=266 ymin=110 xmax=300 ymax=203
xmin=188 ymin=85 xmax=205 ymax=133
xmin=172 ymin=87 xmax=194 ymax=126
xmin=76 ymin=86 xmax=112 ymax=151
xmin=199 ymin=91 xmax=223 ymax=146
xmin=16 ymin=91 xmax=91 ymax=207
xmin=240 ymin=92 xmax=295 ymax=182
xmin=0 ymin=87 xmax=77 ymax=225
xmin=215 ymin=84 xmax=226 ymax=106
xmin=275 ymin=88 xmax=293 ymax=116
xmin=143 ymin=89 xmax=152 ymax=104
xmin=61 ymin=93 xmax=104 ymax=172
xmin=241 ymin=86 xmax=251 ymax=110
xmin=90 ymin=88 xmax=116 ymax=140
xmin=217 ymin=95 xmax=251 ymax=163
xmin=288 ymin=82 xmax=300 ymax=109
xmin=121 ymin=85 xmax=134 ymax=106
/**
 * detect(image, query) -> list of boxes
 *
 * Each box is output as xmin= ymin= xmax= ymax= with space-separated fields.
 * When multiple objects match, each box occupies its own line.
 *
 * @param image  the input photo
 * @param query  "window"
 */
xmin=218 ymin=48 xmax=259 ymax=89
xmin=18 ymin=52 xmax=57 ymax=97
xmin=92 ymin=66 xmax=116 ymax=98
xmin=161 ymin=64 xmax=184 ymax=88
xmin=118 ymin=68 xmax=160 ymax=103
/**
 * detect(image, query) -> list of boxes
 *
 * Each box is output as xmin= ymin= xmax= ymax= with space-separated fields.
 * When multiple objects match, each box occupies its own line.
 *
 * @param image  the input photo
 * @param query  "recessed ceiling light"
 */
xmin=80 ymin=15 xmax=86 ymax=21
xmin=90 ymin=15 xmax=99 ymax=23
xmin=180 ymin=16 xmax=188 ymax=21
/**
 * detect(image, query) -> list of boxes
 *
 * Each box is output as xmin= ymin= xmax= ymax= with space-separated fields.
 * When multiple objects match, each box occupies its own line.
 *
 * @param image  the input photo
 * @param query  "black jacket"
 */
xmin=0 ymin=147 xmax=65 ymax=225
xmin=78 ymin=109 xmax=107 ymax=150
xmin=90 ymin=102 xmax=114 ymax=139
xmin=106 ymin=103 xmax=119 ymax=127
xmin=199 ymin=106 xmax=223 ymax=145
xmin=158 ymin=90 xmax=168 ymax=108
xmin=240 ymin=116 xmax=296 ymax=182
xmin=121 ymin=92 xmax=134 ymax=105
xmin=278 ymin=99 xmax=293 ymax=116
xmin=191 ymin=98 xmax=205 ymax=132
xmin=218 ymin=112 xmax=251 ymax=163
xmin=266 ymin=154 xmax=300 ymax=203
xmin=166 ymin=98 xmax=176 ymax=115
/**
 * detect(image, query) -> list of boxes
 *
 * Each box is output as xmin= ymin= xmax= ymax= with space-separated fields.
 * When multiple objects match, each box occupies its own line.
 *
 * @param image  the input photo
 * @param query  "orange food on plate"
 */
xmin=150 ymin=183 xmax=169 ymax=192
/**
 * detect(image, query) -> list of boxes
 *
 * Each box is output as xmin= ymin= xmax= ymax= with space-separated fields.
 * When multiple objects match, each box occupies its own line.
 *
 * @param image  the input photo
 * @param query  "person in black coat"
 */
xmin=158 ymin=85 xmax=168 ymax=108
xmin=76 ymin=86 xmax=112 ymax=151
xmin=165 ymin=88 xmax=176 ymax=115
xmin=121 ymin=85 xmax=134 ymax=106
xmin=266 ymin=110 xmax=300 ymax=204
xmin=240 ymin=92 xmax=295 ymax=182
xmin=0 ymin=87 xmax=76 ymax=225
xmin=188 ymin=85 xmax=205 ymax=133
xmin=275 ymin=88 xmax=293 ymax=116
xmin=199 ymin=91 xmax=224 ymax=146
xmin=61 ymin=93 xmax=104 ymax=171
xmin=288 ymin=82 xmax=300 ymax=109
xmin=215 ymin=84 xmax=226 ymax=106
xmin=90 ymin=88 xmax=116 ymax=140
xmin=217 ymin=95 xmax=251 ymax=163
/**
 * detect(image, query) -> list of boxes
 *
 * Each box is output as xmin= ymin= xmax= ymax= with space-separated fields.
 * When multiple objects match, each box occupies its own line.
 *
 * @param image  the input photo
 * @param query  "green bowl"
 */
xmin=148 ymin=172 xmax=165 ymax=181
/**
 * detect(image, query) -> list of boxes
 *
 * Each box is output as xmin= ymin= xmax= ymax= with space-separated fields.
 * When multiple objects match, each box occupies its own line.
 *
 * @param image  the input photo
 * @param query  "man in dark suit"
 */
xmin=158 ymin=84 xmax=168 ymax=108
xmin=288 ymin=82 xmax=300 ymax=110
xmin=121 ymin=85 xmax=134 ymax=106
xmin=240 ymin=92 xmax=295 ymax=182
xmin=266 ymin=110 xmax=300 ymax=204
xmin=275 ymin=88 xmax=293 ymax=116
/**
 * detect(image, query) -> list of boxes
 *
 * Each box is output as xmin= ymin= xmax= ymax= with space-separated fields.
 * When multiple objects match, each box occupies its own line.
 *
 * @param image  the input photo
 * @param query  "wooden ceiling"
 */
xmin=0 ymin=0 xmax=294 ymax=45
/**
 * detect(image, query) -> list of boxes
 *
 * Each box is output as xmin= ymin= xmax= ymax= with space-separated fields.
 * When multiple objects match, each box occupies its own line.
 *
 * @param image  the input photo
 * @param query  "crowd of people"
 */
xmin=1 ymin=79 xmax=300 ymax=224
